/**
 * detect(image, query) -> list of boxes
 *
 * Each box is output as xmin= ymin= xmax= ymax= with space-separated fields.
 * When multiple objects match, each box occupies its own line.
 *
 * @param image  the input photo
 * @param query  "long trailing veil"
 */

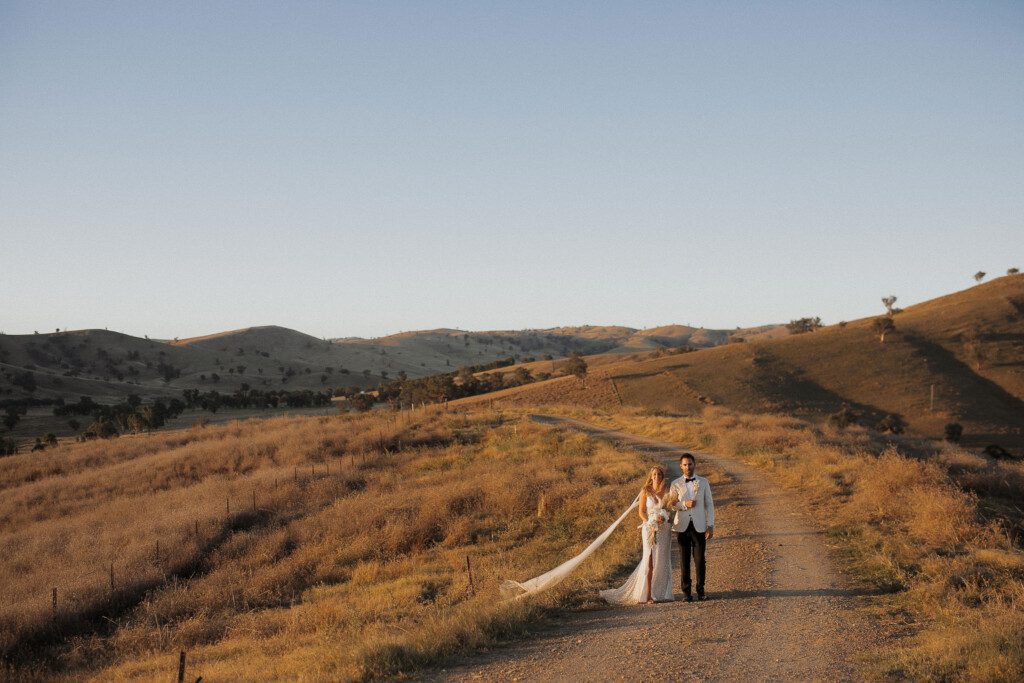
xmin=500 ymin=494 xmax=640 ymax=600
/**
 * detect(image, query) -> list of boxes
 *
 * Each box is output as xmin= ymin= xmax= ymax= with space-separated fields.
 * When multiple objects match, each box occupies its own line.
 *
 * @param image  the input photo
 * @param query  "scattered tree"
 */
xmin=944 ymin=422 xmax=963 ymax=443
xmin=11 ymin=371 xmax=37 ymax=393
xmin=349 ymin=393 xmax=376 ymax=412
xmin=140 ymin=405 xmax=164 ymax=431
xmin=881 ymin=296 xmax=898 ymax=317
xmin=83 ymin=418 xmax=118 ymax=439
xmin=872 ymin=317 xmax=896 ymax=343
xmin=3 ymin=406 xmax=22 ymax=431
xmin=786 ymin=317 xmax=822 ymax=335
xmin=565 ymin=352 xmax=588 ymax=383
xmin=1008 ymin=267 xmax=1020 ymax=276
xmin=457 ymin=367 xmax=475 ymax=386
xmin=125 ymin=413 xmax=146 ymax=434
xmin=974 ymin=271 xmax=986 ymax=283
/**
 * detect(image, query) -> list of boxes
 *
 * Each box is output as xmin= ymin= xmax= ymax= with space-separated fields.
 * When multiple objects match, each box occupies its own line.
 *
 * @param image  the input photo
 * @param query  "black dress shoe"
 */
xmin=684 ymin=594 xmax=693 ymax=602
xmin=697 ymin=593 xmax=707 ymax=601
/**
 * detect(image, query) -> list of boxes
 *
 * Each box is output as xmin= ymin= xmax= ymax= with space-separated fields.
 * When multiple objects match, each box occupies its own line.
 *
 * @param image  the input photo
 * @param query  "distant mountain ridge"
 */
xmin=0 ymin=321 xmax=782 ymax=402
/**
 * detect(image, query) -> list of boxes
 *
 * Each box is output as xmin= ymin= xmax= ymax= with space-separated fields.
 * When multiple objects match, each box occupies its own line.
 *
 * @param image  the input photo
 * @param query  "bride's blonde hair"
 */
xmin=642 ymin=465 xmax=668 ymax=497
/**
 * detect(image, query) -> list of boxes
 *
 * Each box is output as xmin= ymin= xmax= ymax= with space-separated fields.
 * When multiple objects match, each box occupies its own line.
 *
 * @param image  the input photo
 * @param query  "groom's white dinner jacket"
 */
xmin=669 ymin=474 xmax=715 ymax=533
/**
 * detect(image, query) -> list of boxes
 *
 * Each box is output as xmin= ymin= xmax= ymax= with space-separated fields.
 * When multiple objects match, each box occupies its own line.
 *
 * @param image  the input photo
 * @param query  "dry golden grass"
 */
xmin=557 ymin=404 xmax=1024 ymax=681
xmin=0 ymin=407 xmax=650 ymax=681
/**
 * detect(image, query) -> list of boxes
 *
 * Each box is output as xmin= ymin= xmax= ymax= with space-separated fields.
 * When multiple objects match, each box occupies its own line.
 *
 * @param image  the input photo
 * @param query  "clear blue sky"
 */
xmin=2 ymin=1 xmax=1021 ymax=339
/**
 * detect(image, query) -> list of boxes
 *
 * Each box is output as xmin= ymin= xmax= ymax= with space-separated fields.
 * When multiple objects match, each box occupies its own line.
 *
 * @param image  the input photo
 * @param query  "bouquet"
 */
xmin=639 ymin=507 xmax=671 ymax=545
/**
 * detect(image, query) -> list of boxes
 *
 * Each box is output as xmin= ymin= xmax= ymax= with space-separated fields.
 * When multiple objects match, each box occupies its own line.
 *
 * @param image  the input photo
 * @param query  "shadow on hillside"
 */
xmin=979 ymin=331 xmax=1024 ymax=343
xmin=960 ymin=433 xmax=1024 ymax=451
xmin=742 ymin=350 xmax=894 ymax=424
xmin=903 ymin=334 xmax=1024 ymax=424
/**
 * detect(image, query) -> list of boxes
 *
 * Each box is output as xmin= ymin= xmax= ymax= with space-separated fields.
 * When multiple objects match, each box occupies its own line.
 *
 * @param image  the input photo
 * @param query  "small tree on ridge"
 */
xmin=873 ymin=317 xmax=895 ymax=343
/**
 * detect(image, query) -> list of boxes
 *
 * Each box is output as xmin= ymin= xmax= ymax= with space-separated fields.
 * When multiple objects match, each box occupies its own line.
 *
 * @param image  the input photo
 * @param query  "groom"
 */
xmin=670 ymin=453 xmax=715 ymax=601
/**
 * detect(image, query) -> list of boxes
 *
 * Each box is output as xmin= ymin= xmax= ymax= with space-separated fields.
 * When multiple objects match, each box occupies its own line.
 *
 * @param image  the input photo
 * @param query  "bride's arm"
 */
xmin=638 ymin=490 xmax=648 ymax=522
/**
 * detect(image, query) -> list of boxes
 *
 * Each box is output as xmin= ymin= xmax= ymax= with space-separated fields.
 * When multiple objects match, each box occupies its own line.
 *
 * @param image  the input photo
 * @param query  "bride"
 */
xmin=600 ymin=465 xmax=675 ymax=604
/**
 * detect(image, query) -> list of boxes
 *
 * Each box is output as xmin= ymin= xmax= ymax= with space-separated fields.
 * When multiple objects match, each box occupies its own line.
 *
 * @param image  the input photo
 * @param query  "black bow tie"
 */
xmin=685 ymin=477 xmax=696 ymax=482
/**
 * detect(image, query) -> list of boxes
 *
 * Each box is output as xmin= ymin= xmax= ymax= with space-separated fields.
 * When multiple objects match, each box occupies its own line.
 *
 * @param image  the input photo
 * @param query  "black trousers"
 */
xmin=677 ymin=521 xmax=706 ymax=595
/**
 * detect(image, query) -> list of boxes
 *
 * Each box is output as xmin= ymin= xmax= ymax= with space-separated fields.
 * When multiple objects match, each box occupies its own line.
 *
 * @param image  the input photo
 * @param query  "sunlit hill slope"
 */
xmin=458 ymin=276 xmax=1024 ymax=449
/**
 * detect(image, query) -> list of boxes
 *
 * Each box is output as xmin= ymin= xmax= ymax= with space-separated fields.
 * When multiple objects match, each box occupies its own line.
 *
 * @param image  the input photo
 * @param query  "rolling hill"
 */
xmin=455 ymin=276 xmax=1024 ymax=449
xmin=0 ymin=322 xmax=778 ymax=404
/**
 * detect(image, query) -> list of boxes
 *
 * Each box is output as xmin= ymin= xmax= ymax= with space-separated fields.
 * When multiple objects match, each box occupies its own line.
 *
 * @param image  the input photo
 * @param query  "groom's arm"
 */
xmin=704 ymin=480 xmax=715 ymax=539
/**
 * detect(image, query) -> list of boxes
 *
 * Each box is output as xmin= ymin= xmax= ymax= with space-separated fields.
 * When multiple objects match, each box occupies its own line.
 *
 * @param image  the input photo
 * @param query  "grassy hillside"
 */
xmin=0 ymin=407 xmax=649 ymax=680
xmin=455 ymin=276 xmax=1024 ymax=450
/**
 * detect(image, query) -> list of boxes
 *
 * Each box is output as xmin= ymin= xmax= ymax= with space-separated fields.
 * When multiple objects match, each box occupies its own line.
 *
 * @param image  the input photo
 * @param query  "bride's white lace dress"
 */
xmin=600 ymin=492 xmax=675 ymax=604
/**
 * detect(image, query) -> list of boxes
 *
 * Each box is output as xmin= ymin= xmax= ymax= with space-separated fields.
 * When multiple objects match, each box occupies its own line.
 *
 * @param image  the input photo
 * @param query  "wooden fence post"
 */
xmin=109 ymin=562 xmax=115 ymax=594
xmin=177 ymin=650 xmax=186 ymax=683
xmin=465 ymin=555 xmax=475 ymax=596
xmin=52 ymin=586 xmax=57 ymax=617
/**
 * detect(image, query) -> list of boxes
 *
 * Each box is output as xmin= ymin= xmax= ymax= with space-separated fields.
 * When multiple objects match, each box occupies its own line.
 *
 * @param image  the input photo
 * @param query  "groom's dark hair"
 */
xmin=679 ymin=453 xmax=696 ymax=465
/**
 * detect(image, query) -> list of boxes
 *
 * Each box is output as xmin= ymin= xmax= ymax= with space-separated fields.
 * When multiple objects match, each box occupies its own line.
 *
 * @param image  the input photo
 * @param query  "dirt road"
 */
xmin=428 ymin=415 xmax=878 ymax=681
